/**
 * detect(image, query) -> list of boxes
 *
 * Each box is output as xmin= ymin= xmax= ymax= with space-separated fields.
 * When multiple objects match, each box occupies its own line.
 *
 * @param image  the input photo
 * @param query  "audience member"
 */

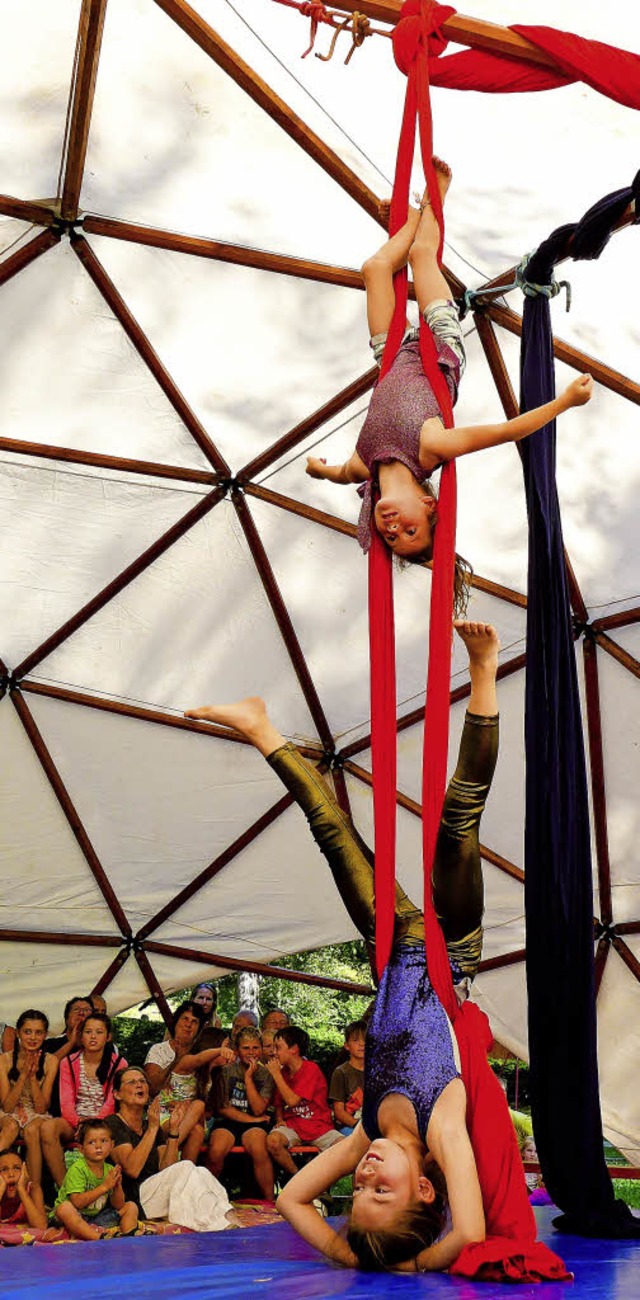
xmin=50 ymin=1119 xmax=138 ymax=1240
xmin=329 ymin=1019 xmax=366 ymax=1135
xmin=261 ymin=1031 xmax=276 ymax=1063
xmin=0 ymin=1010 xmax=57 ymax=1187
xmin=266 ymin=1027 xmax=343 ymax=1177
xmin=192 ymin=983 xmax=222 ymax=1033
xmin=41 ymin=1013 xmax=127 ymax=1186
xmin=109 ymin=1069 xmax=231 ymax=1232
xmin=144 ymin=1002 xmax=234 ymax=1162
xmin=44 ymin=996 xmax=95 ymax=1116
xmin=90 ymin=994 xmax=108 ymax=1016
xmin=208 ymin=1028 xmax=275 ymax=1201
xmin=108 ymin=1068 xmax=183 ymax=1206
xmin=231 ymin=1010 xmax=258 ymax=1040
xmin=0 ymin=1149 xmax=47 ymax=1229
xmin=0 ymin=1020 xmax=16 ymax=1054
xmin=261 ymin=1009 xmax=290 ymax=1035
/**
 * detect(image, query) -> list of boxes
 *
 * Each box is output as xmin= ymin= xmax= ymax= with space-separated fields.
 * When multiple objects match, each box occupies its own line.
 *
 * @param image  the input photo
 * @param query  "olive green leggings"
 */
xmin=267 ymin=711 xmax=498 ymax=976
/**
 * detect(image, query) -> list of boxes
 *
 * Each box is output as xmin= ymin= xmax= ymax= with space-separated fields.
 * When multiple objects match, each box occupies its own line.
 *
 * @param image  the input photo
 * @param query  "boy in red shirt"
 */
xmin=266 ymin=1028 xmax=343 ymax=1178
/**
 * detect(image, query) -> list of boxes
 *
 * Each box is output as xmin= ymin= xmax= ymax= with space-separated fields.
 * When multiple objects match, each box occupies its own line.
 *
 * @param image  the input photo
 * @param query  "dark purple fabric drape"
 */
xmin=519 ymin=173 xmax=639 ymax=1237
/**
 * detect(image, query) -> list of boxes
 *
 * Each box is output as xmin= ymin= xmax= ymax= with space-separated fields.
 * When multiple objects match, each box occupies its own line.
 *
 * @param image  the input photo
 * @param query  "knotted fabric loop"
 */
xmin=516 ymin=253 xmax=572 ymax=311
xmin=392 ymin=0 xmax=455 ymax=75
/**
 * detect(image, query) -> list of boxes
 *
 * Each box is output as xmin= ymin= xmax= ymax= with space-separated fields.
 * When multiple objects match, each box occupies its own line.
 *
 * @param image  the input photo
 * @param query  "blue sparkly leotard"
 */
xmin=361 ymin=943 xmax=459 ymax=1142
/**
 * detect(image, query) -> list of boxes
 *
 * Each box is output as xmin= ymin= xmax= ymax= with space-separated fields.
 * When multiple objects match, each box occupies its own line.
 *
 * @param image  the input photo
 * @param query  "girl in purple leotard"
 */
xmin=306 ymin=160 xmax=592 ymax=591
xmin=185 ymin=621 xmax=501 ymax=1274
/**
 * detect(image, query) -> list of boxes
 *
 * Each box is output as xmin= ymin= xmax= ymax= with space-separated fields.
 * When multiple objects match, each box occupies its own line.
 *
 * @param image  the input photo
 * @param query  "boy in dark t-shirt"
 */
xmin=329 ymin=1020 xmax=366 ymax=1135
xmin=208 ymin=1028 xmax=275 ymax=1201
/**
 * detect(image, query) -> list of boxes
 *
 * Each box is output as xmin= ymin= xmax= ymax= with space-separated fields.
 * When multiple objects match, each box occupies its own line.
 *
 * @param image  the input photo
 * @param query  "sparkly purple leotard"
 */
xmin=362 ymin=943 xmax=459 ymax=1142
xmin=355 ymin=336 xmax=460 ymax=553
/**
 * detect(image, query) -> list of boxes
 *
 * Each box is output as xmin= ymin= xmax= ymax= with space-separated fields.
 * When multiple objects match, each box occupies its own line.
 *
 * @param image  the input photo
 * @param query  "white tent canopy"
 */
xmin=0 ymin=0 xmax=638 ymax=1163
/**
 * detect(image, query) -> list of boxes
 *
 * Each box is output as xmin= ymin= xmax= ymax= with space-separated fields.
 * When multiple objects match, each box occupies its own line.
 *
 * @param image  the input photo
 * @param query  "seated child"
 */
xmin=261 ymin=1031 xmax=276 ymax=1063
xmin=0 ymin=1148 xmax=47 ymax=1229
xmin=266 ymin=1028 xmax=343 ymax=1177
xmin=208 ymin=1027 xmax=275 ymax=1202
xmin=50 ymin=1119 xmax=138 ymax=1240
xmin=329 ymin=1021 xmax=366 ymax=1136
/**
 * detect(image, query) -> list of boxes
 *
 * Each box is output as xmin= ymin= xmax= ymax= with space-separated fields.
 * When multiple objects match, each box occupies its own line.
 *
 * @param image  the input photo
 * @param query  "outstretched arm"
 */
xmin=306 ymin=451 xmax=369 ymax=485
xmin=424 ymin=373 xmax=593 ymax=463
xmin=277 ymin=1124 xmax=369 ymax=1267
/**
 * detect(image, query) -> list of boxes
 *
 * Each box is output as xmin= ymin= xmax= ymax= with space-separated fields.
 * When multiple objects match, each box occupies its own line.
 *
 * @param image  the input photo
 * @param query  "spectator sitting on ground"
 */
xmin=50 ymin=1119 xmax=138 ymax=1240
xmin=329 ymin=1019 xmax=366 ymax=1136
xmin=108 ymin=1068 xmax=186 ymax=1208
xmin=266 ymin=1027 xmax=343 ymax=1177
xmin=41 ymin=1012 xmax=127 ymax=1187
xmin=0 ymin=1009 xmax=58 ymax=1188
xmin=144 ymin=1002 xmax=234 ymax=1163
xmin=208 ymin=1027 xmax=275 ymax=1202
xmin=44 ymin=996 xmax=95 ymax=1117
xmin=109 ymin=1069 xmax=232 ymax=1232
xmin=261 ymin=1009 xmax=290 ymax=1036
xmin=0 ymin=1148 xmax=47 ymax=1229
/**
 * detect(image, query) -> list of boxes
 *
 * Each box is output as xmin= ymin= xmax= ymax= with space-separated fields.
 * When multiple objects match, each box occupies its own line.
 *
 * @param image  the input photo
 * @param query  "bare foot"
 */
xmin=432 ymin=156 xmax=452 ymax=204
xmin=454 ymin=620 xmax=500 ymax=672
xmin=185 ymin=696 xmax=267 ymax=740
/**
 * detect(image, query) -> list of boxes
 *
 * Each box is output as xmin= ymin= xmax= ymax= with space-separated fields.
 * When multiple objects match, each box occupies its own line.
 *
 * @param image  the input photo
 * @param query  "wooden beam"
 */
xmin=341 ymin=652 xmax=527 ymax=759
xmin=616 ymin=921 xmax=640 ymax=937
xmin=486 ymin=303 xmax=640 ymax=406
xmin=136 ymin=794 xmax=295 ymax=941
xmin=0 ymin=194 xmax=57 ymax=226
xmin=612 ymin=936 xmax=640 ymax=985
xmin=0 ymin=435 xmax=217 ymax=486
xmin=92 ymin=946 xmax=130 ymax=997
xmin=134 ymin=949 xmax=174 ymax=1026
xmin=239 ymin=369 xmax=377 ymax=483
xmin=10 ymin=690 xmax=132 ymax=937
xmin=71 ymin=234 xmax=229 ymax=473
xmin=594 ymin=936 xmax=609 ymax=998
xmin=594 ymin=606 xmax=640 ymax=634
xmin=13 ymin=487 xmax=224 ymax=680
xmin=144 ymin=939 xmax=374 ymax=994
xmin=84 ymin=214 xmax=364 ymax=289
xmin=246 ymin=484 xmax=527 ymax=609
xmin=595 ymin=631 xmax=640 ymax=681
xmin=60 ymin=0 xmax=108 ymax=221
xmin=330 ymin=3 xmax=561 ymax=69
xmin=245 ymin=482 xmax=357 ymax=540
xmin=19 ymin=680 xmax=325 ymax=762
xmin=0 ymin=928 xmax=121 ymax=947
xmin=478 ymin=948 xmax=526 ymax=974
xmin=583 ymin=638 xmax=613 ymax=930
xmin=0 ymin=229 xmax=59 ymax=289
xmin=153 ymin=0 xmax=381 ymax=223
xmin=474 ymin=314 xmax=587 ymax=621
xmin=343 ymin=757 xmax=524 ymax=883
xmin=233 ymin=491 xmax=335 ymax=750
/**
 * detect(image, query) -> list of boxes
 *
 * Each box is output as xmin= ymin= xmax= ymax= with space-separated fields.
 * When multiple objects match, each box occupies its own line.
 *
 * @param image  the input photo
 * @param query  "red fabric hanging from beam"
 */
xmin=428 ymin=19 xmax=640 ymax=111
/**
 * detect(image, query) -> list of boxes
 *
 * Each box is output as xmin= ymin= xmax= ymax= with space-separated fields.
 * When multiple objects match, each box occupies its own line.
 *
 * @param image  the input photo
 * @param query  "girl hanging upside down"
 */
xmin=187 ymin=623 xmax=507 ymax=1273
xmin=306 ymin=160 xmax=593 ymax=599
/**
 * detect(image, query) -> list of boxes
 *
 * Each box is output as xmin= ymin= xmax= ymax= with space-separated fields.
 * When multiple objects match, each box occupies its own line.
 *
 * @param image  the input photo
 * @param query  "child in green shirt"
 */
xmin=51 ymin=1119 xmax=138 ymax=1240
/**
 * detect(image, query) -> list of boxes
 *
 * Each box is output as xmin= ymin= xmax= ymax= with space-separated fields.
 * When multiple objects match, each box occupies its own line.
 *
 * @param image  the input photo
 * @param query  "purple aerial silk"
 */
xmin=518 ymin=172 xmax=639 ymax=1237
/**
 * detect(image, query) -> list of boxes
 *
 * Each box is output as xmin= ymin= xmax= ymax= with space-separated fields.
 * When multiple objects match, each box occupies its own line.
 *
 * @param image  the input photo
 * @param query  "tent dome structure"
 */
xmin=0 ymin=0 xmax=638 ymax=1168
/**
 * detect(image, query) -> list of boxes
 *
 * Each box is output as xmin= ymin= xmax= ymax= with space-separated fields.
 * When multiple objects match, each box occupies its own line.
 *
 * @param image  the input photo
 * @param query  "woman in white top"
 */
xmin=144 ymin=1002 xmax=234 ymax=1163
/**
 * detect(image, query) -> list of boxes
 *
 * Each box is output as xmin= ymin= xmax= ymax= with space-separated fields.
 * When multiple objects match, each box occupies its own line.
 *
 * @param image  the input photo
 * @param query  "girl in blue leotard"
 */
xmin=185 ymin=620 xmax=499 ymax=1273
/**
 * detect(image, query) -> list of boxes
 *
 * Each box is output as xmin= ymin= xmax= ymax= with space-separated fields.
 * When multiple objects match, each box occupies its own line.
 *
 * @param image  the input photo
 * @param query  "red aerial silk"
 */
xmin=429 ymin=23 xmax=640 ymax=111
xmin=370 ymin=0 xmax=575 ymax=1280
xmin=450 ymin=1001 xmax=572 ymax=1282
xmin=369 ymin=0 xmax=457 ymax=986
